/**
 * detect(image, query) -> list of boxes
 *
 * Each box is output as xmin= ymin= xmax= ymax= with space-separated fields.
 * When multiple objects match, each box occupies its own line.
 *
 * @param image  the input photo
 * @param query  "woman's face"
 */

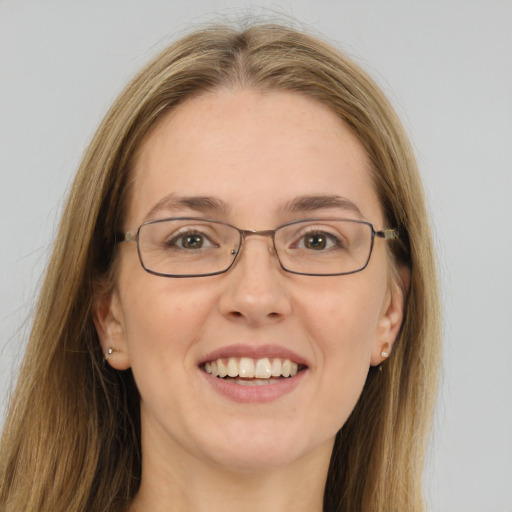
xmin=95 ymin=88 xmax=404 ymax=472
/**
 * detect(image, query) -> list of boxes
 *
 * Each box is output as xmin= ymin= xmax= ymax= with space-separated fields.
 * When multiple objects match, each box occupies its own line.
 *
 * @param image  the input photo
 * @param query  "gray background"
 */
xmin=1 ymin=1 xmax=511 ymax=510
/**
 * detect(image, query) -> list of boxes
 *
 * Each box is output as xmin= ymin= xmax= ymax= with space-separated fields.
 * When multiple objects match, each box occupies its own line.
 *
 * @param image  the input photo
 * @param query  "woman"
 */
xmin=0 ymin=23 xmax=441 ymax=511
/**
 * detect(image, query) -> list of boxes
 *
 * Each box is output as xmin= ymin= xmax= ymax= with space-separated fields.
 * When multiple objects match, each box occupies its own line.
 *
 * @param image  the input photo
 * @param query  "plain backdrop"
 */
xmin=1 ymin=1 xmax=511 ymax=510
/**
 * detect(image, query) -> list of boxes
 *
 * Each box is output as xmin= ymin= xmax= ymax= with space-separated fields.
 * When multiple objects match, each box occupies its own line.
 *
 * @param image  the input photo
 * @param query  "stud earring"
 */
xmin=380 ymin=343 xmax=391 ymax=358
xmin=103 ymin=347 xmax=116 ymax=363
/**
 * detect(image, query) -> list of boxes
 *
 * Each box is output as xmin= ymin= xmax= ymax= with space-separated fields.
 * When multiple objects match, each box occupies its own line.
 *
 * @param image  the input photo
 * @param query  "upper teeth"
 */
xmin=203 ymin=357 xmax=299 ymax=378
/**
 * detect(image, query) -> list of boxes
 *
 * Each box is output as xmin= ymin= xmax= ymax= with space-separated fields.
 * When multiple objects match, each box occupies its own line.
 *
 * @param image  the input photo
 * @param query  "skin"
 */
xmin=94 ymin=88 xmax=404 ymax=512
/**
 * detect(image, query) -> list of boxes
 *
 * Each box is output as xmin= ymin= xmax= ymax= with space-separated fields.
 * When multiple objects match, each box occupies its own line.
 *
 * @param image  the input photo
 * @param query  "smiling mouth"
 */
xmin=201 ymin=357 xmax=306 ymax=385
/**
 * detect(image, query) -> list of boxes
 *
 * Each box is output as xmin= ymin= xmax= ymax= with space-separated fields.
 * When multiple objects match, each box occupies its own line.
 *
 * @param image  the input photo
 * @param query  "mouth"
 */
xmin=201 ymin=357 xmax=307 ymax=386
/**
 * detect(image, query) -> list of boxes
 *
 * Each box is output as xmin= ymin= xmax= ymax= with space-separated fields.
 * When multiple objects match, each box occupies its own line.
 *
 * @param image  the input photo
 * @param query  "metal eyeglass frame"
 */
xmin=116 ymin=217 xmax=399 ymax=278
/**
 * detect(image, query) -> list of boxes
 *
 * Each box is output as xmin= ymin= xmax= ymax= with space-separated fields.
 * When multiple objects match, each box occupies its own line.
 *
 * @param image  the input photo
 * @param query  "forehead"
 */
xmin=128 ymin=88 xmax=382 ymax=227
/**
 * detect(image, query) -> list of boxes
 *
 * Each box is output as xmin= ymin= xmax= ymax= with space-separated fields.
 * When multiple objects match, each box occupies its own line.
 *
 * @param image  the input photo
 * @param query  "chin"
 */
xmin=192 ymin=420 xmax=334 ymax=473
xmin=209 ymin=445 xmax=310 ymax=473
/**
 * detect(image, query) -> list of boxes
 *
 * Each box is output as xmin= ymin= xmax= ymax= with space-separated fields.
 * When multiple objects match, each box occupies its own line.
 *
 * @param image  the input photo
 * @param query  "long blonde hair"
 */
xmin=0 ymin=23 xmax=441 ymax=511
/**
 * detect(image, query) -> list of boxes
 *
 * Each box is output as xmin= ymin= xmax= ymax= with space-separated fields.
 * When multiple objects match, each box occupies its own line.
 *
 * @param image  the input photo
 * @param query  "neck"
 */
xmin=131 ymin=468 xmax=327 ymax=512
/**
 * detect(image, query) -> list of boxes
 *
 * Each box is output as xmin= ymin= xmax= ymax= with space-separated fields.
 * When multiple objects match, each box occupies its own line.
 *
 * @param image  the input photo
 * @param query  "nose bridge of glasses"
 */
xmin=238 ymin=228 xmax=278 ymax=255
xmin=242 ymin=228 xmax=275 ymax=238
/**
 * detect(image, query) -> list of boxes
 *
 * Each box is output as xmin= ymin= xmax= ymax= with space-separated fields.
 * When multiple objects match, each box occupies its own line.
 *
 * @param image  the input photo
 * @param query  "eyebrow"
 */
xmin=143 ymin=194 xmax=230 ymax=221
xmin=143 ymin=193 xmax=364 ymax=222
xmin=282 ymin=194 xmax=364 ymax=218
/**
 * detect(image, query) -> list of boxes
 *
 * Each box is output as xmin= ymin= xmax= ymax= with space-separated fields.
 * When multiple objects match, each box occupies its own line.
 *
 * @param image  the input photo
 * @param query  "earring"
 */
xmin=103 ymin=347 xmax=116 ymax=363
xmin=380 ymin=343 xmax=391 ymax=358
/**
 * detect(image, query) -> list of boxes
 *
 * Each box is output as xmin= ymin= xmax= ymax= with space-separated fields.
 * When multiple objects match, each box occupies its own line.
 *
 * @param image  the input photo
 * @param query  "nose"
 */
xmin=218 ymin=235 xmax=292 ymax=326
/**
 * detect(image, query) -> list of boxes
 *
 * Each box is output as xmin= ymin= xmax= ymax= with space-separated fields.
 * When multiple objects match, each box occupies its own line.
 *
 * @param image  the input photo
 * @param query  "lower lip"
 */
xmin=201 ymin=369 xmax=307 ymax=403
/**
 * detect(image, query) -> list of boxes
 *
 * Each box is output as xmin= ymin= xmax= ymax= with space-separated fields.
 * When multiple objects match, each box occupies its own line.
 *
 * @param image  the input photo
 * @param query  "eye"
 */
xmin=296 ymin=231 xmax=340 ymax=251
xmin=166 ymin=230 xmax=217 ymax=250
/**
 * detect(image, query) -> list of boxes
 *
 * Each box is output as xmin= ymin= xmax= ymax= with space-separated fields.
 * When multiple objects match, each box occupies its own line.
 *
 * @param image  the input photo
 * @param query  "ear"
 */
xmin=92 ymin=281 xmax=131 ymax=370
xmin=370 ymin=267 xmax=409 ymax=366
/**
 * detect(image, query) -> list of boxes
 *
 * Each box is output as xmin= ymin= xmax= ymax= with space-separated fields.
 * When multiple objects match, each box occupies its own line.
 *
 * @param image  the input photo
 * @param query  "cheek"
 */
xmin=302 ymin=278 xmax=383 ymax=358
xmin=297 ymin=278 xmax=385 ymax=423
xmin=118 ymin=276 xmax=214 ymax=374
xmin=117 ymin=277 xmax=221 ymax=438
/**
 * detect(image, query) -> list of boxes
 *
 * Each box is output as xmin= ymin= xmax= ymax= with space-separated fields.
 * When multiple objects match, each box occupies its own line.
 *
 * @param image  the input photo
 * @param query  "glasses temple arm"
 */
xmin=376 ymin=229 xmax=399 ymax=240
xmin=114 ymin=231 xmax=134 ymax=244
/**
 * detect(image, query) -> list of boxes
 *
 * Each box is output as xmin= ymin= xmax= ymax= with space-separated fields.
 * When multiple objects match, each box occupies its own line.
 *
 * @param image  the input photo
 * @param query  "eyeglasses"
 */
xmin=117 ymin=217 xmax=398 ymax=278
